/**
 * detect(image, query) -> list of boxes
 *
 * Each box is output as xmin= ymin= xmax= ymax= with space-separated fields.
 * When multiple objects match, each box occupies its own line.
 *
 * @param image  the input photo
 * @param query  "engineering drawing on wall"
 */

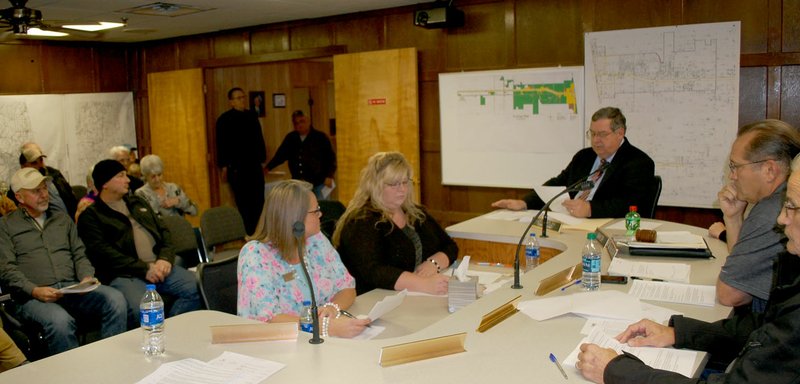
xmin=585 ymin=22 xmax=740 ymax=208
xmin=440 ymin=66 xmax=584 ymax=189
xmin=0 ymin=93 xmax=135 ymax=189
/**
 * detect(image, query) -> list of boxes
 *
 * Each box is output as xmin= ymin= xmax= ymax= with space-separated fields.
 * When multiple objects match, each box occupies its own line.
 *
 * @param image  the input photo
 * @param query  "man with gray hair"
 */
xmin=713 ymin=119 xmax=800 ymax=312
xmin=0 ymin=168 xmax=127 ymax=356
xmin=492 ymin=107 xmax=655 ymax=218
xmin=108 ymin=145 xmax=144 ymax=194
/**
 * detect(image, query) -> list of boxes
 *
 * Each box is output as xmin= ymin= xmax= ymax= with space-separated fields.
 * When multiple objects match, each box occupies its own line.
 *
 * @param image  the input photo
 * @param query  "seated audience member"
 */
xmin=77 ymin=160 xmax=201 ymax=327
xmin=135 ymin=154 xmax=198 ymax=217
xmin=238 ymin=180 xmax=370 ymax=338
xmin=108 ymin=145 xmax=144 ymax=194
xmin=0 ymin=168 xmax=126 ymax=356
xmin=74 ymin=167 xmax=97 ymax=222
xmin=0 ymin=326 xmax=26 ymax=371
xmin=576 ymin=152 xmax=800 ymax=384
xmin=15 ymin=142 xmax=78 ymax=219
xmin=491 ymin=107 xmax=655 ymax=218
xmin=711 ymin=119 xmax=800 ymax=313
xmin=333 ymin=152 xmax=458 ymax=295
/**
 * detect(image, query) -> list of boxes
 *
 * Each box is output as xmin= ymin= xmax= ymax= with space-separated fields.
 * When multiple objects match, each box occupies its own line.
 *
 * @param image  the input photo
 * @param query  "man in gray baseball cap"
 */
xmin=0 ymin=167 xmax=127 ymax=357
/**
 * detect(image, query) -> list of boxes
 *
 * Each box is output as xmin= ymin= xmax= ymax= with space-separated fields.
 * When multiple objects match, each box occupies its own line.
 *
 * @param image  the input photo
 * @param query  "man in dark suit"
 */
xmin=492 ymin=107 xmax=655 ymax=218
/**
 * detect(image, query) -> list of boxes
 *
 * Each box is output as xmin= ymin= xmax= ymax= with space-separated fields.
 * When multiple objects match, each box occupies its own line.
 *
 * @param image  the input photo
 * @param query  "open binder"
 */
xmin=617 ymin=238 xmax=714 ymax=259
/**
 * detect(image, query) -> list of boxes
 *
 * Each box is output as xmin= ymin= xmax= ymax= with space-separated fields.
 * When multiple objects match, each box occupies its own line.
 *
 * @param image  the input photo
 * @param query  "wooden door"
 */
xmin=147 ymin=68 xmax=210 ymax=226
xmin=333 ymin=48 xmax=420 ymax=204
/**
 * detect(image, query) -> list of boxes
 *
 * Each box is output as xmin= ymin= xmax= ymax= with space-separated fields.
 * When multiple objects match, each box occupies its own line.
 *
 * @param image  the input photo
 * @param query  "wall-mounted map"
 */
xmin=440 ymin=67 xmax=585 ymax=189
xmin=0 ymin=92 xmax=135 ymax=190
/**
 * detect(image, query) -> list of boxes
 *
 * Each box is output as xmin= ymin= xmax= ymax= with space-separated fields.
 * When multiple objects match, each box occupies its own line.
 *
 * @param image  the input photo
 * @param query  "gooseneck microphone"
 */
xmin=293 ymin=221 xmax=323 ymax=344
xmin=511 ymin=162 xmax=610 ymax=289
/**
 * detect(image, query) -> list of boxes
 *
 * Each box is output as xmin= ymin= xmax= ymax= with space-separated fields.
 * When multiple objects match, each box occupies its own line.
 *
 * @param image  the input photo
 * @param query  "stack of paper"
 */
xmin=447 ymin=276 xmax=478 ymax=313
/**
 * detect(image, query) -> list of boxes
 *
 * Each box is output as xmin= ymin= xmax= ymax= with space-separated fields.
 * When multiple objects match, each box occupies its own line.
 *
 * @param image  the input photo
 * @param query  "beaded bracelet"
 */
xmin=321 ymin=316 xmax=330 ymax=337
xmin=428 ymin=258 xmax=441 ymax=273
xmin=322 ymin=302 xmax=341 ymax=318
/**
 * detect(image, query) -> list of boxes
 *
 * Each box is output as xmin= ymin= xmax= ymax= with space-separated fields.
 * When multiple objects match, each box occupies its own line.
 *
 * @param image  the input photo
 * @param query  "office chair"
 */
xmin=644 ymin=175 xmax=663 ymax=219
xmin=161 ymin=215 xmax=206 ymax=268
xmin=319 ymin=200 xmax=346 ymax=240
xmin=200 ymin=206 xmax=246 ymax=262
xmin=196 ymin=256 xmax=239 ymax=314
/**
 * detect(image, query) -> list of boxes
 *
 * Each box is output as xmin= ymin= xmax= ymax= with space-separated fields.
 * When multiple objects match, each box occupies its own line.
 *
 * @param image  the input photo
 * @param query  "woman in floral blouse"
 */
xmin=237 ymin=180 xmax=370 ymax=338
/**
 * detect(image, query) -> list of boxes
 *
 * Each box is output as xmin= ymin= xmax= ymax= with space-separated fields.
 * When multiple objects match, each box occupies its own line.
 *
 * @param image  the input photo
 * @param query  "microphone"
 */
xmin=511 ymin=179 xmax=597 ymax=289
xmin=293 ymin=221 xmax=324 ymax=344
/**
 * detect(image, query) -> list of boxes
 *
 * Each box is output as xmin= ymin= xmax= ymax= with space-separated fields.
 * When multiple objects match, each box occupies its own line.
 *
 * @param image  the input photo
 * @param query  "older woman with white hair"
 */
xmin=135 ymin=154 xmax=198 ymax=217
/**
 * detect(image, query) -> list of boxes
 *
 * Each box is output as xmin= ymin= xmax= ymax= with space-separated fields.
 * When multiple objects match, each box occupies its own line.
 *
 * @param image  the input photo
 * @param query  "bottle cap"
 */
xmin=302 ymin=300 xmax=311 ymax=305
xmin=629 ymin=205 xmax=637 ymax=212
xmin=529 ymin=233 xmax=536 ymax=238
xmin=587 ymin=232 xmax=597 ymax=240
xmin=145 ymin=284 xmax=156 ymax=290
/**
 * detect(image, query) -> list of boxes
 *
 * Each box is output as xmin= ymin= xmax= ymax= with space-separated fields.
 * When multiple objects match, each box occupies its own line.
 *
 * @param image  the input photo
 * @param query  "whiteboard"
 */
xmin=585 ymin=22 xmax=740 ymax=208
xmin=0 ymin=92 xmax=136 ymax=189
xmin=440 ymin=67 xmax=585 ymax=189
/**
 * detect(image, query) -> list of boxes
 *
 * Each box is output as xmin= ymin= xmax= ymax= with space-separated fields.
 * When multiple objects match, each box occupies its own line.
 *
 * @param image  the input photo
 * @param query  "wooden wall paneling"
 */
xmin=445 ymin=1 xmax=509 ymax=70
xmin=783 ymin=0 xmax=800 ymax=52
xmin=147 ymin=68 xmax=210 ymax=226
xmin=142 ymin=42 xmax=180 ymax=74
xmin=212 ymin=32 xmax=249 ymax=58
xmin=333 ymin=48 xmax=420 ymax=204
xmin=739 ymin=67 xmax=768 ymax=125
xmin=251 ymin=27 xmax=290 ymax=54
xmin=515 ymin=0 xmax=584 ymax=67
xmin=586 ymin=0 xmax=675 ymax=33
xmin=334 ymin=16 xmax=385 ymax=53
xmin=767 ymin=66 xmax=783 ymax=118
xmin=95 ymin=46 xmax=130 ymax=92
xmin=290 ymin=23 xmax=335 ymax=50
xmin=0 ymin=43 xmax=43 ymax=94
xmin=176 ymin=37 xmax=212 ymax=69
xmin=684 ymin=0 xmax=769 ymax=54
xmin=41 ymin=45 xmax=95 ymax=93
xmin=384 ymin=12 xmax=445 ymax=77
xmin=780 ymin=65 xmax=800 ymax=128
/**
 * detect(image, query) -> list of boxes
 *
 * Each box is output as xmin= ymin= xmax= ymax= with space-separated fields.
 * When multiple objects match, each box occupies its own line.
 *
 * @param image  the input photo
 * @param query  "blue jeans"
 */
xmin=312 ymin=183 xmax=326 ymax=200
xmin=18 ymin=284 xmax=127 ymax=356
xmin=110 ymin=266 xmax=201 ymax=328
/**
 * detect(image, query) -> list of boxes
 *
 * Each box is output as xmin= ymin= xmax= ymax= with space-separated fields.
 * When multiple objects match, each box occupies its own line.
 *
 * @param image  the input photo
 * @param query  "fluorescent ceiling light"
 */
xmin=26 ymin=28 xmax=68 ymax=37
xmin=62 ymin=22 xmax=125 ymax=32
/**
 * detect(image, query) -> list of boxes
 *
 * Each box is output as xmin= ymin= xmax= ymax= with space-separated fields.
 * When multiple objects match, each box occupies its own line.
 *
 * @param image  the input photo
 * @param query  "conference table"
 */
xmin=3 ymin=212 xmax=732 ymax=383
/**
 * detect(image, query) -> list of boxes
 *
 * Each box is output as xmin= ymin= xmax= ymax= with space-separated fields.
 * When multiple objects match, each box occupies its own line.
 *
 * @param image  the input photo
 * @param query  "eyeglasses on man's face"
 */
xmin=728 ymin=159 xmax=772 ymax=173
xmin=586 ymin=129 xmax=615 ymax=140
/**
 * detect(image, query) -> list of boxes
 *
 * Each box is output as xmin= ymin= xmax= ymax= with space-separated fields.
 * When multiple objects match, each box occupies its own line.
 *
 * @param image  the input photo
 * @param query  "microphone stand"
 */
xmin=511 ymin=181 xmax=593 ymax=289
xmin=293 ymin=222 xmax=323 ymax=344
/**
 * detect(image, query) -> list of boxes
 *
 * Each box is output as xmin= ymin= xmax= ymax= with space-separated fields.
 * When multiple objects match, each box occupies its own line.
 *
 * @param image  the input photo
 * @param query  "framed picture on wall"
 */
xmin=249 ymin=91 xmax=265 ymax=117
xmin=273 ymin=93 xmax=286 ymax=108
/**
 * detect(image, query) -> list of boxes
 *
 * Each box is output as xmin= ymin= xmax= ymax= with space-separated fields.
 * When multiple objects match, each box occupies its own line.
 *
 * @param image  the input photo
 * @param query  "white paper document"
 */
xmin=59 ymin=278 xmax=101 ymax=294
xmin=532 ymin=185 xmax=570 ymax=214
xmin=579 ymin=302 xmax=681 ymax=336
xmin=628 ymin=280 xmax=716 ymax=307
xmin=518 ymin=290 xmax=643 ymax=321
xmin=564 ymin=327 xmax=699 ymax=378
xmin=321 ymin=180 xmax=336 ymax=199
xmin=365 ymin=290 xmax=407 ymax=320
xmin=351 ymin=324 xmax=386 ymax=340
xmin=607 ymin=258 xmax=691 ymax=283
xmin=136 ymin=351 xmax=285 ymax=384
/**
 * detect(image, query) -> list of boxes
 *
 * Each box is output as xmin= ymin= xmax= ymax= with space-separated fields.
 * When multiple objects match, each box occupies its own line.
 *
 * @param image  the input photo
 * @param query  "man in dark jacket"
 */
xmin=576 ymin=152 xmax=800 ymax=384
xmin=77 ymin=160 xmax=200 ymax=327
xmin=492 ymin=107 xmax=655 ymax=218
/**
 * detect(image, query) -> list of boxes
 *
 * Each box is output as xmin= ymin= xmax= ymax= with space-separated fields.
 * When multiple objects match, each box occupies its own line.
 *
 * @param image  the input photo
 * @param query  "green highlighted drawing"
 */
xmin=460 ymin=78 xmax=577 ymax=115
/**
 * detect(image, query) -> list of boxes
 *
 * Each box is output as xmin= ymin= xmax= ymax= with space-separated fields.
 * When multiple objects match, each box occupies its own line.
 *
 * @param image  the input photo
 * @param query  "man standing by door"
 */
xmin=215 ymin=87 xmax=267 ymax=235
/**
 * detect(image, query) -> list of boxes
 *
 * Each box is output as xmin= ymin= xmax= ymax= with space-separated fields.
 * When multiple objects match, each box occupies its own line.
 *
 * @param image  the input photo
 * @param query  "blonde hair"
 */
xmin=248 ymin=180 xmax=313 ymax=261
xmin=332 ymin=152 xmax=423 ymax=246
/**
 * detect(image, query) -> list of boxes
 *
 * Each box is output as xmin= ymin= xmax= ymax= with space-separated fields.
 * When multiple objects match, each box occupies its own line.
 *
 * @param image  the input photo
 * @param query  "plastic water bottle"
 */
xmin=524 ymin=233 xmax=540 ymax=272
xmin=625 ymin=205 xmax=641 ymax=240
xmin=140 ymin=284 xmax=165 ymax=357
xmin=582 ymin=232 xmax=602 ymax=291
xmin=299 ymin=300 xmax=313 ymax=333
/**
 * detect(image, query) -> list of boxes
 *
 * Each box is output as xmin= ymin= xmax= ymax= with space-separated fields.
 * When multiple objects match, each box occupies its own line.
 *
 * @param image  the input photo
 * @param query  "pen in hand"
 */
xmin=549 ymin=353 xmax=569 ymax=379
xmin=339 ymin=309 xmax=371 ymax=327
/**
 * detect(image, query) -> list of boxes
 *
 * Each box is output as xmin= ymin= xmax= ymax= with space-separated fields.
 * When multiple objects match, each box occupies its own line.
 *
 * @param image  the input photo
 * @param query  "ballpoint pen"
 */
xmin=560 ymin=279 xmax=582 ymax=291
xmin=339 ymin=309 xmax=371 ymax=327
xmin=549 ymin=353 xmax=569 ymax=379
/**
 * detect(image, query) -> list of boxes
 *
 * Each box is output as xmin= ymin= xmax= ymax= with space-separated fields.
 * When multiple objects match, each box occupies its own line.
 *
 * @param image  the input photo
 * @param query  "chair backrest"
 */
xmin=196 ymin=255 xmax=239 ymax=315
xmin=161 ymin=215 xmax=205 ymax=268
xmin=200 ymin=206 xmax=246 ymax=261
xmin=71 ymin=185 xmax=87 ymax=201
xmin=319 ymin=200 xmax=346 ymax=239
xmin=644 ymin=175 xmax=663 ymax=219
